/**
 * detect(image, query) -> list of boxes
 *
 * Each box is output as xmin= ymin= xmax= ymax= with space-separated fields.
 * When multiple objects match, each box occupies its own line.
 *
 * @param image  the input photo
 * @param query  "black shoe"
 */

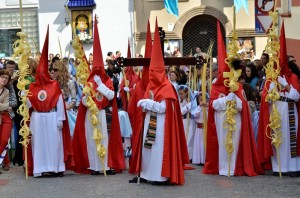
xmin=91 ymin=170 xmax=100 ymax=175
xmin=42 ymin=172 xmax=54 ymax=177
xmin=106 ymin=170 xmax=116 ymax=175
xmin=151 ymin=180 xmax=169 ymax=186
xmin=272 ymin=172 xmax=289 ymax=176
xmin=53 ymin=172 xmax=64 ymax=177
xmin=129 ymin=176 xmax=147 ymax=183
xmin=290 ymin=171 xmax=300 ymax=177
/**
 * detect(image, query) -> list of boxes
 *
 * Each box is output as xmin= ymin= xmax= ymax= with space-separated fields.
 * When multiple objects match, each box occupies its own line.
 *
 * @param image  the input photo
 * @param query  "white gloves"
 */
xmin=81 ymin=96 xmax=87 ymax=105
xmin=57 ymin=121 xmax=63 ymax=130
xmin=269 ymin=82 xmax=276 ymax=91
xmin=93 ymin=75 xmax=102 ymax=86
xmin=137 ymin=99 xmax=153 ymax=109
xmin=21 ymin=90 xmax=26 ymax=96
xmin=277 ymin=75 xmax=288 ymax=87
xmin=226 ymin=92 xmax=236 ymax=102
xmin=124 ymin=86 xmax=130 ymax=92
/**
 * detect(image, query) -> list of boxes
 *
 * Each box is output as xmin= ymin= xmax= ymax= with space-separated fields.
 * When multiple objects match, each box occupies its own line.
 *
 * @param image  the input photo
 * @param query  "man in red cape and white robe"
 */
xmin=129 ymin=19 xmax=189 ymax=185
xmin=202 ymin=21 xmax=262 ymax=176
xmin=27 ymin=27 xmax=74 ymax=177
xmin=72 ymin=18 xmax=125 ymax=175
xmin=128 ymin=20 xmax=152 ymax=175
xmin=257 ymin=22 xmax=300 ymax=176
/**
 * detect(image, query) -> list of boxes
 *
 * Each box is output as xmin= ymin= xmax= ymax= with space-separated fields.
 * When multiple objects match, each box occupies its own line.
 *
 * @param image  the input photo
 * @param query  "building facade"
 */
xmin=0 ymin=0 xmax=134 ymax=59
xmin=134 ymin=0 xmax=270 ymax=59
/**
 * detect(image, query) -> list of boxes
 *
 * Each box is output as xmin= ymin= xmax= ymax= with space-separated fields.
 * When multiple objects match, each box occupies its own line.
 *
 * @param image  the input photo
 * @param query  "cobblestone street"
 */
xmin=1 ymin=165 xmax=299 ymax=198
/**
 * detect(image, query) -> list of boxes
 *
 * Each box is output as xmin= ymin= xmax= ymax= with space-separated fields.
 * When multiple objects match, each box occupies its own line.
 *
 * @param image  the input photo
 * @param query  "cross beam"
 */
xmin=116 ymin=57 xmax=205 ymax=67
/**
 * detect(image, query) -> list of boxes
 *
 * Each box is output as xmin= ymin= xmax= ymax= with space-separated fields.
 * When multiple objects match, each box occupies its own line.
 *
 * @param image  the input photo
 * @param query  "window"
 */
xmin=0 ymin=28 xmax=21 ymax=58
xmin=0 ymin=9 xmax=39 ymax=57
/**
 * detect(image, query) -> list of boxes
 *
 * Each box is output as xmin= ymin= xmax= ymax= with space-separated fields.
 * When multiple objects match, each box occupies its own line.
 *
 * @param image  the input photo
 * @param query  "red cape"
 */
xmin=134 ymin=81 xmax=189 ymax=185
xmin=26 ymin=94 xmax=75 ymax=176
xmin=257 ymin=74 xmax=300 ymax=170
xmin=28 ymin=81 xmax=61 ymax=112
xmin=162 ymin=96 xmax=190 ymax=185
xmin=127 ymin=80 xmax=146 ymax=174
xmin=203 ymin=84 xmax=263 ymax=176
xmin=72 ymin=80 xmax=125 ymax=174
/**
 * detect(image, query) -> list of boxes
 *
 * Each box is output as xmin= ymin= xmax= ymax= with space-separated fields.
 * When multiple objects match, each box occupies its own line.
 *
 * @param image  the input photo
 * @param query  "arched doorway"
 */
xmin=182 ymin=14 xmax=225 ymax=58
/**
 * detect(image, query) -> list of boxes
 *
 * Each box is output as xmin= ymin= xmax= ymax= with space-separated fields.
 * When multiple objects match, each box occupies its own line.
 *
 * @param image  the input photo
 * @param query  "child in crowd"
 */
xmin=192 ymin=92 xmax=208 ymax=165
xmin=178 ymin=85 xmax=196 ymax=160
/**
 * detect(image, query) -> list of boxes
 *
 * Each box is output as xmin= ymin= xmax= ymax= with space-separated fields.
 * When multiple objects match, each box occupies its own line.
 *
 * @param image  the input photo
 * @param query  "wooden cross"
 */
xmin=116 ymin=56 xmax=205 ymax=67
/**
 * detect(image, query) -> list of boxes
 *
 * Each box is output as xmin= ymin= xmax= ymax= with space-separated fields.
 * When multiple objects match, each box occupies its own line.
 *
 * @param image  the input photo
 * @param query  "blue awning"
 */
xmin=66 ymin=0 xmax=96 ymax=8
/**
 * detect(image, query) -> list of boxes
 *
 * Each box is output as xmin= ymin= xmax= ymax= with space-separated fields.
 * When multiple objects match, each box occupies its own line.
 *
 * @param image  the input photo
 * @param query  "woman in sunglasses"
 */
xmin=50 ymin=61 xmax=77 ymax=137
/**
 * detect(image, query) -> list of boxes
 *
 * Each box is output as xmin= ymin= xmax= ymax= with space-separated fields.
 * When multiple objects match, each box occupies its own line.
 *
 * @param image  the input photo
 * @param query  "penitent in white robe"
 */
xmin=212 ymin=95 xmax=242 ymax=176
xmin=140 ymin=100 xmax=168 ymax=182
xmin=180 ymin=98 xmax=196 ymax=159
xmin=192 ymin=106 xmax=207 ymax=164
xmin=271 ymin=86 xmax=300 ymax=172
xmin=28 ymin=95 xmax=65 ymax=177
xmin=82 ymin=83 xmax=115 ymax=172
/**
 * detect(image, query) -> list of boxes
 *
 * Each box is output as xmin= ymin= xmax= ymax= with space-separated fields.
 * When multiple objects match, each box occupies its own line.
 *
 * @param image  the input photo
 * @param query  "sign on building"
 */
xmin=255 ymin=0 xmax=275 ymax=34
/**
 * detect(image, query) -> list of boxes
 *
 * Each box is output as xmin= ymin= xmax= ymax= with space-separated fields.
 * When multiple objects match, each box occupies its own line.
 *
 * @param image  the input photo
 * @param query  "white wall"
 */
xmin=96 ymin=0 xmax=134 ymax=57
xmin=38 ymin=0 xmax=69 ymax=57
xmin=38 ymin=0 xmax=133 ymax=59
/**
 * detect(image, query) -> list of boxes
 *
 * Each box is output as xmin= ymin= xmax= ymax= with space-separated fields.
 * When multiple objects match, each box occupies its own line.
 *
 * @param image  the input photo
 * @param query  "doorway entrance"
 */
xmin=182 ymin=14 xmax=225 ymax=58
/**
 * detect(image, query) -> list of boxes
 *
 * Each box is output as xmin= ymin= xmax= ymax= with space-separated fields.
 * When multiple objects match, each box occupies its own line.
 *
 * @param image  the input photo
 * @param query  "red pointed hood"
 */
xmin=279 ymin=21 xmax=291 ymax=77
xmin=211 ymin=21 xmax=230 ymax=96
xmin=88 ymin=16 xmax=107 ymax=82
xmin=279 ymin=20 xmax=299 ymax=92
xmin=144 ymin=18 xmax=175 ymax=101
xmin=142 ymin=20 xmax=152 ymax=88
xmin=35 ymin=26 xmax=51 ymax=85
xmin=28 ymin=26 xmax=62 ymax=112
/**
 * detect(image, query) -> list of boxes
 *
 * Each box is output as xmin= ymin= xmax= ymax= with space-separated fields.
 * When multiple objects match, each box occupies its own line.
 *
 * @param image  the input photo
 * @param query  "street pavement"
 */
xmin=0 ymin=165 xmax=300 ymax=198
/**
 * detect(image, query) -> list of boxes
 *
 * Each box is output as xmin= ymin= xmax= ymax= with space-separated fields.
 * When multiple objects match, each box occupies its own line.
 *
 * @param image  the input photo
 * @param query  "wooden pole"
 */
xmin=19 ymin=0 xmax=28 ymax=180
xmin=58 ymin=36 xmax=63 ymax=58
xmin=201 ymin=63 xmax=208 ymax=151
xmin=185 ymin=65 xmax=192 ymax=139
xmin=122 ymin=68 xmax=130 ymax=101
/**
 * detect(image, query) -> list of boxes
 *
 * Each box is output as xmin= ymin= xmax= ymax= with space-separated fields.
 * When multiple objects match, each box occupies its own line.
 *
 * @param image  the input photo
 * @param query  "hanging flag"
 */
xmin=234 ymin=0 xmax=249 ymax=15
xmin=164 ymin=0 xmax=178 ymax=17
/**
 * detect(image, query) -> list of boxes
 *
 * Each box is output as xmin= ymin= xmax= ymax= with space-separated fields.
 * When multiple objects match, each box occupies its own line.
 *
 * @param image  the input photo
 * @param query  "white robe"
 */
xmin=82 ymin=83 xmax=115 ymax=172
xmin=180 ymin=99 xmax=195 ymax=159
xmin=28 ymin=95 xmax=65 ymax=177
xmin=212 ymin=95 xmax=242 ymax=176
xmin=192 ymin=106 xmax=207 ymax=164
xmin=170 ymin=81 xmax=178 ymax=91
xmin=140 ymin=100 xmax=168 ymax=182
xmin=271 ymin=86 xmax=300 ymax=172
xmin=118 ymin=110 xmax=132 ymax=138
